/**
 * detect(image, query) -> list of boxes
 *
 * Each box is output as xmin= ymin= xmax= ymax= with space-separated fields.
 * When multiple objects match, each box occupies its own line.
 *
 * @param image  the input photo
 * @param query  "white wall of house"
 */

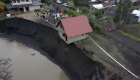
xmin=11 ymin=0 xmax=32 ymax=5
xmin=138 ymin=17 xmax=140 ymax=22
xmin=56 ymin=24 xmax=65 ymax=33
xmin=29 ymin=6 xmax=40 ymax=11
xmin=59 ymin=32 xmax=88 ymax=44
xmin=67 ymin=34 xmax=87 ymax=44
xmin=56 ymin=24 xmax=88 ymax=44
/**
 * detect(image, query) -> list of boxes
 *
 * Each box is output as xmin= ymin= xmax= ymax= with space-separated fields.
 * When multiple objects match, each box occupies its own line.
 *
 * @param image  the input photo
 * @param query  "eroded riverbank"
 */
xmin=0 ymin=33 xmax=69 ymax=80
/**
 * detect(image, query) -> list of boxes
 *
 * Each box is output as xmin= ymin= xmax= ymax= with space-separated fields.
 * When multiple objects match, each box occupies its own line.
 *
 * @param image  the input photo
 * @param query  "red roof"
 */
xmin=60 ymin=15 xmax=92 ymax=38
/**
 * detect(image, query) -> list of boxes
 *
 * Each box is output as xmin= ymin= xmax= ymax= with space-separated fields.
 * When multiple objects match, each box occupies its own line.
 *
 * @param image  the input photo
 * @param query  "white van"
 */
xmin=56 ymin=0 xmax=62 ymax=3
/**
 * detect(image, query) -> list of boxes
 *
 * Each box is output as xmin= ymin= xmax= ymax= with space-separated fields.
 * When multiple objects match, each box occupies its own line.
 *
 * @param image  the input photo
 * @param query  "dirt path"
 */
xmin=15 ymin=12 xmax=54 ymax=27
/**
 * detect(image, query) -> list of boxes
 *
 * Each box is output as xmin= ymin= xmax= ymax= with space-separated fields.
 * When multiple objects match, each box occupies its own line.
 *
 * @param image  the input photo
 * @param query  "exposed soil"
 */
xmin=79 ymin=32 xmax=140 ymax=79
xmin=0 ymin=18 xmax=109 ymax=80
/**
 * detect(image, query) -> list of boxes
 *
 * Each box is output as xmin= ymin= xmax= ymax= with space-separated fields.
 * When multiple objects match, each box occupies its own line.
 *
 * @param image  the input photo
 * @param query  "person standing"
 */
xmin=54 ymin=19 xmax=56 ymax=24
xmin=37 ymin=13 xmax=39 ymax=17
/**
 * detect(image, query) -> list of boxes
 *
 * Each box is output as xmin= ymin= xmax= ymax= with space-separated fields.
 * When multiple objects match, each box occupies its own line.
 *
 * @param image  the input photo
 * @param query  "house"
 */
xmin=102 ymin=2 xmax=116 ymax=15
xmin=92 ymin=4 xmax=105 ymax=9
xmin=131 ymin=10 xmax=140 ymax=23
xmin=6 ymin=0 xmax=43 ymax=14
xmin=56 ymin=15 xmax=93 ymax=44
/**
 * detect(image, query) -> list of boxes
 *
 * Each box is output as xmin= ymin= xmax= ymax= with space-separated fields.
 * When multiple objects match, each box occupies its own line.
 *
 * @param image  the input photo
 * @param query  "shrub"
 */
xmin=0 ymin=1 xmax=5 ymax=13
xmin=93 ymin=9 xmax=102 ymax=18
xmin=64 ymin=8 xmax=69 ymax=13
xmin=81 ymin=7 xmax=89 ymax=13
xmin=94 ymin=23 xmax=101 ymax=32
xmin=64 ymin=8 xmax=81 ymax=17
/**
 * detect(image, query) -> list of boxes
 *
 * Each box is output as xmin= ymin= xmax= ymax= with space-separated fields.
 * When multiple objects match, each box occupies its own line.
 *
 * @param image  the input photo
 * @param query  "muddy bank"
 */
xmin=0 ymin=18 xmax=105 ymax=80
xmin=0 ymin=33 xmax=69 ymax=80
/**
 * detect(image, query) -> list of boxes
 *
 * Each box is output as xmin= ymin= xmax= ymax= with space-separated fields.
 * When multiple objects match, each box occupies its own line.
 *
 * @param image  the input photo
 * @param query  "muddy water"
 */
xmin=0 ymin=38 xmax=69 ymax=80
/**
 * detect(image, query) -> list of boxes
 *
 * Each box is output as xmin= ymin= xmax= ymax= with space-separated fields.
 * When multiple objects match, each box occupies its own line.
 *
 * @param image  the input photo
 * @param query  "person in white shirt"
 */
xmin=6 ymin=13 xmax=11 ymax=18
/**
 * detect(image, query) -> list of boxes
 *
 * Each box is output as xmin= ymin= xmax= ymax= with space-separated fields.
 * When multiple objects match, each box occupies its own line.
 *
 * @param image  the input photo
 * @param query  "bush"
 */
xmin=0 ymin=1 xmax=5 ymax=13
xmin=89 ymin=20 xmax=101 ymax=33
xmin=94 ymin=23 xmax=101 ymax=32
xmin=93 ymin=9 xmax=102 ymax=18
xmin=81 ymin=7 xmax=89 ymax=14
xmin=64 ymin=8 xmax=81 ymax=17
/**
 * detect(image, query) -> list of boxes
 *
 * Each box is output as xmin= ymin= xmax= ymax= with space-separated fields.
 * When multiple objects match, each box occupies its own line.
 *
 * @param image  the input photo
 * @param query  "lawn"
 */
xmin=0 ymin=14 xmax=6 ymax=20
xmin=117 ymin=29 xmax=140 ymax=41
xmin=68 ymin=1 xmax=74 ymax=7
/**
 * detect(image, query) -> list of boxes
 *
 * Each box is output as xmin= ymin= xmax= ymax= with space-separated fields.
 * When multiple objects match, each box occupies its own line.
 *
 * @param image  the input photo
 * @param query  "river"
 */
xmin=0 ymin=34 xmax=69 ymax=80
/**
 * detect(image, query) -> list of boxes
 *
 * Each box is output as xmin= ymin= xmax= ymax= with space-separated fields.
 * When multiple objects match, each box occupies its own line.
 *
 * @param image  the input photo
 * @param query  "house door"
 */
xmin=65 ymin=35 xmax=67 ymax=41
xmin=25 ymin=7 xmax=30 ymax=11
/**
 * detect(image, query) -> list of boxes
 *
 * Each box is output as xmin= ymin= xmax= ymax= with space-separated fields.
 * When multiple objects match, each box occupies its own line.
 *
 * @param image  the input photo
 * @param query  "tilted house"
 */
xmin=56 ymin=15 xmax=93 ymax=44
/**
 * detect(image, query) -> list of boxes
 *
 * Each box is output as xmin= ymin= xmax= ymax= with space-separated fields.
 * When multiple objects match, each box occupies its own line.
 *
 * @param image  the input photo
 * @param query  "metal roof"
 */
xmin=6 ymin=4 xmax=32 ymax=9
xmin=60 ymin=15 xmax=93 ymax=38
xmin=6 ymin=0 xmax=42 ymax=9
xmin=132 ymin=10 xmax=140 ymax=17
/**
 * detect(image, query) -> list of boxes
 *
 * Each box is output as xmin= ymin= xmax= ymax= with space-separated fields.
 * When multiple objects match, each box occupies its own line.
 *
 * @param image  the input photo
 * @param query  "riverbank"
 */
xmin=0 ymin=33 xmax=69 ymax=80
xmin=0 ymin=17 xmax=107 ymax=80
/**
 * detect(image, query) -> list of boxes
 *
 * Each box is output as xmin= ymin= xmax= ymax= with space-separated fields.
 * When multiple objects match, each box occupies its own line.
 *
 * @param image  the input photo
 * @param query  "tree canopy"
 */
xmin=113 ymin=0 xmax=122 ymax=24
xmin=0 ymin=1 xmax=5 ymax=13
xmin=73 ymin=0 xmax=90 ymax=6
xmin=1 ymin=0 xmax=10 ymax=4
xmin=113 ymin=0 xmax=133 ymax=24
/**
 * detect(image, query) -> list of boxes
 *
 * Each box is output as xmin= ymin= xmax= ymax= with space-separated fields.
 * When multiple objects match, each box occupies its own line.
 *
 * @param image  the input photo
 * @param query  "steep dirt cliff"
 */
xmin=0 ymin=18 xmax=106 ymax=80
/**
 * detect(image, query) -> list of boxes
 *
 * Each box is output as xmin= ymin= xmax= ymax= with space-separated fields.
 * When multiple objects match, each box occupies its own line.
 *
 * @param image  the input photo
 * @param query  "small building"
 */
xmin=102 ymin=2 xmax=116 ymax=15
xmin=6 ymin=0 xmax=43 ymax=14
xmin=131 ymin=10 xmax=140 ymax=23
xmin=56 ymin=15 xmax=93 ymax=44
xmin=92 ymin=4 xmax=105 ymax=9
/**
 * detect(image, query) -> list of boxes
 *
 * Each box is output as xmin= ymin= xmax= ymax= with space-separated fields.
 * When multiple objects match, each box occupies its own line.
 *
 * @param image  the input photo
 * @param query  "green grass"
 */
xmin=0 ymin=14 xmax=6 ymax=20
xmin=68 ymin=1 xmax=74 ymax=7
xmin=117 ymin=29 xmax=140 ymax=41
xmin=134 ymin=23 xmax=140 ymax=27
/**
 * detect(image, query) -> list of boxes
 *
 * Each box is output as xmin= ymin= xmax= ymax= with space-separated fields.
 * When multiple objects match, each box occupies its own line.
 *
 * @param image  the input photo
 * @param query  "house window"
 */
xmin=13 ymin=0 xmax=16 ymax=3
xmin=82 ymin=34 xmax=84 ymax=36
xmin=66 ymin=35 xmax=67 ymax=41
xmin=21 ymin=0 xmax=25 ymax=2
xmin=26 ymin=0 xmax=29 ymax=2
xmin=62 ymin=33 xmax=66 ymax=37
xmin=17 ymin=0 xmax=20 ymax=3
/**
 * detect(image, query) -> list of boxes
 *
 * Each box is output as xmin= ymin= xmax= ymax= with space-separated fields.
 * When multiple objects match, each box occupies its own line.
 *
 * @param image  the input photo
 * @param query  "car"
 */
xmin=67 ymin=6 xmax=75 ymax=10
xmin=54 ymin=0 xmax=56 ymax=2
xmin=56 ymin=0 xmax=62 ymax=3
xmin=63 ymin=3 xmax=69 ymax=7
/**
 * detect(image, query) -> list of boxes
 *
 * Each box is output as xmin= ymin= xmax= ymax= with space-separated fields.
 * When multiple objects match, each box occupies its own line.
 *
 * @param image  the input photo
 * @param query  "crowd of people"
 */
xmin=34 ymin=7 xmax=70 ymax=25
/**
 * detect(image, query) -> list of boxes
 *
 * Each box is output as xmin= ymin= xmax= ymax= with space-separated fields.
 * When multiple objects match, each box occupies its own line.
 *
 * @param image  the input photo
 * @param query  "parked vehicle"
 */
xmin=67 ymin=6 xmax=75 ymax=10
xmin=63 ymin=3 xmax=69 ymax=7
xmin=56 ymin=0 xmax=62 ymax=3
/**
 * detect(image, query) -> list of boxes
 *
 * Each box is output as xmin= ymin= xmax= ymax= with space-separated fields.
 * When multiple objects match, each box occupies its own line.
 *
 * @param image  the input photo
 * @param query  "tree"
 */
xmin=81 ymin=7 xmax=89 ymax=14
xmin=1 ymin=0 xmax=10 ymax=4
xmin=121 ymin=0 xmax=133 ymax=24
xmin=113 ymin=0 xmax=133 ymax=25
xmin=113 ymin=0 xmax=122 ymax=24
xmin=93 ymin=9 xmax=102 ymax=18
xmin=0 ymin=58 xmax=12 ymax=80
xmin=73 ymin=0 xmax=90 ymax=6
xmin=0 ymin=1 xmax=5 ymax=13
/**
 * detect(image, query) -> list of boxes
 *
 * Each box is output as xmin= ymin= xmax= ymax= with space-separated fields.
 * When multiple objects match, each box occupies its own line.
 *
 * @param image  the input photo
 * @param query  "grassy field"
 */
xmin=76 ymin=33 xmax=134 ymax=78
xmin=0 ymin=14 xmax=6 ymax=20
xmin=117 ymin=29 xmax=140 ymax=41
xmin=68 ymin=1 xmax=75 ymax=7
